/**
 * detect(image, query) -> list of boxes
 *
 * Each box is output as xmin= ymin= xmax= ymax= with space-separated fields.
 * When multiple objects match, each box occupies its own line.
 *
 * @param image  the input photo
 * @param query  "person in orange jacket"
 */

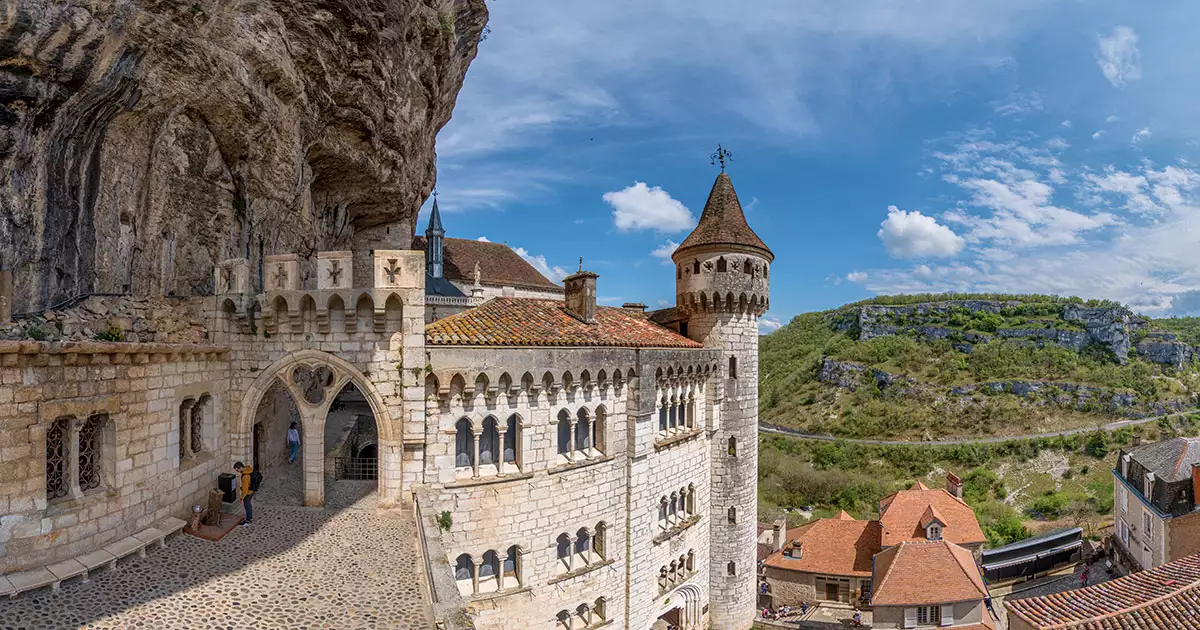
xmin=234 ymin=461 xmax=260 ymax=527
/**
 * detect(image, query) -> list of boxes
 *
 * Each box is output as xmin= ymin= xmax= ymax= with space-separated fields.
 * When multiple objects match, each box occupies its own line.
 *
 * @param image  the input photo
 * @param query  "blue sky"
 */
xmin=421 ymin=1 xmax=1200 ymax=333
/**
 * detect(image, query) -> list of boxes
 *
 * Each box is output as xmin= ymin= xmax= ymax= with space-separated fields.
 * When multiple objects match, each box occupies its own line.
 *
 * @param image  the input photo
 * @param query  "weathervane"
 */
xmin=432 ymin=188 xmax=438 ymax=200
xmin=710 ymin=144 xmax=732 ymax=171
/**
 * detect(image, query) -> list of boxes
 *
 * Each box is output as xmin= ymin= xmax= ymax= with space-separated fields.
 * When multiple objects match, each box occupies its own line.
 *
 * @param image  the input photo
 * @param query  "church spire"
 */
xmin=425 ymin=191 xmax=445 ymax=278
xmin=673 ymin=169 xmax=773 ymax=263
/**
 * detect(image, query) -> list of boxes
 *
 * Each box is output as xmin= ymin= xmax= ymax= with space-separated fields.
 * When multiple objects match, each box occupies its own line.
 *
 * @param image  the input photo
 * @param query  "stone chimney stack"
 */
xmin=563 ymin=267 xmax=598 ymax=324
xmin=947 ymin=472 xmax=964 ymax=499
xmin=0 ymin=267 xmax=12 ymax=325
xmin=1193 ymin=463 xmax=1200 ymax=509
xmin=773 ymin=515 xmax=788 ymax=551
xmin=622 ymin=302 xmax=647 ymax=313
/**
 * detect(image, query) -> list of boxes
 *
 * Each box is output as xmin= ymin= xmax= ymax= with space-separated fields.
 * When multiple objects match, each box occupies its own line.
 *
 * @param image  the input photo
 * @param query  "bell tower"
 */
xmin=673 ymin=155 xmax=771 ymax=630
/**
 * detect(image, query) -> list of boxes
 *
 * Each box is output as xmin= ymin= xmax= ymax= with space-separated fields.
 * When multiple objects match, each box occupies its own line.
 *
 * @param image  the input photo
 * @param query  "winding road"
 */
xmin=759 ymin=408 xmax=1199 ymax=446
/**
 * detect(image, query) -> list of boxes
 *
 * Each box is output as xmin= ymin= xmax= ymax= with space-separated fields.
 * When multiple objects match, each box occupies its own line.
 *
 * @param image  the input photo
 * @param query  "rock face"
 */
xmin=0 ymin=0 xmax=488 ymax=313
xmin=837 ymin=300 xmax=1196 ymax=365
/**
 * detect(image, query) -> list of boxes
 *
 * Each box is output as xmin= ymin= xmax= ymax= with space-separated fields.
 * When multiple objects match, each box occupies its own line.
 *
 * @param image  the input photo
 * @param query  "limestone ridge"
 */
xmin=833 ymin=300 xmax=1196 ymax=367
xmin=0 ymin=0 xmax=489 ymax=313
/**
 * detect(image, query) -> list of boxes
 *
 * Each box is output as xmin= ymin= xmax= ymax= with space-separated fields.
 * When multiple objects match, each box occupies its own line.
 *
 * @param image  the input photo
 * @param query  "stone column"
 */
xmin=499 ymin=550 xmax=510 ymax=590
xmin=497 ymin=426 xmax=507 ymax=477
xmin=471 ymin=557 xmax=482 ymax=596
xmin=0 ymin=268 xmax=11 ymax=324
xmin=568 ymin=536 xmax=577 ymax=572
xmin=568 ymin=419 xmax=577 ymax=462
xmin=471 ymin=429 xmax=481 ymax=478
xmin=302 ymin=411 xmax=325 ymax=507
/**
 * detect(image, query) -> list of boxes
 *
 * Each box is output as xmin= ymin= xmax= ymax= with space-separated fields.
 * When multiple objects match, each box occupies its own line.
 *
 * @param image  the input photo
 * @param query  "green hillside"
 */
xmin=759 ymin=294 xmax=1200 ymax=440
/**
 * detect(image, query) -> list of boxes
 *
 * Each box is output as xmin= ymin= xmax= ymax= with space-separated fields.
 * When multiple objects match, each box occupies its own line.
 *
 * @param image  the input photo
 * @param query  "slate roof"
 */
xmin=1126 ymin=437 xmax=1200 ymax=483
xmin=871 ymin=540 xmax=988 ymax=606
xmin=424 ymin=298 xmax=703 ymax=348
xmin=1005 ymin=552 xmax=1200 ymax=629
xmin=879 ymin=484 xmax=986 ymax=547
xmin=412 ymin=237 xmax=563 ymax=292
xmin=673 ymin=171 xmax=773 ymax=261
xmin=761 ymin=515 xmax=883 ymax=578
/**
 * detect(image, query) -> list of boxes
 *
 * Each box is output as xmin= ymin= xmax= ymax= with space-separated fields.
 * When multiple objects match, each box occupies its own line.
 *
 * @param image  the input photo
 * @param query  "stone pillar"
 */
xmin=497 ymin=426 xmax=507 ymax=477
xmin=302 ymin=411 xmax=325 ymax=507
xmin=472 ymin=431 xmax=480 ymax=479
xmin=471 ymin=557 xmax=482 ymax=596
xmin=0 ymin=268 xmax=11 ymax=324
xmin=568 ymin=419 xmax=577 ymax=462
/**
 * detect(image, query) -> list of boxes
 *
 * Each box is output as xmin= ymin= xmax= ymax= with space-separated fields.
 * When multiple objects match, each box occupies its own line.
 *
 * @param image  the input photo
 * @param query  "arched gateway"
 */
xmin=234 ymin=349 xmax=400 ymax=508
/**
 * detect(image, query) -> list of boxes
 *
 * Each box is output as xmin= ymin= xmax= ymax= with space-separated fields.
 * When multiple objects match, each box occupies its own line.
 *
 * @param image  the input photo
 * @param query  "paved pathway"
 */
xmin=760 ymin=408 xmax=1198 ymax=446
xmin=0 ymin=484 xmax=430 ymax=630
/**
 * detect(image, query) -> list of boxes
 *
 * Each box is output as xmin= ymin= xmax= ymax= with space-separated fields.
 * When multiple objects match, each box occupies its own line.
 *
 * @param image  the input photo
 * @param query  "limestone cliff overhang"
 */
xmin=0 ymin=340 xmax=229 ymax=357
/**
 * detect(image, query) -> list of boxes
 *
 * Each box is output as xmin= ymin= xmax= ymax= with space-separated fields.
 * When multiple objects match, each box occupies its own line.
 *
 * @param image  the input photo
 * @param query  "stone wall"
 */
xmin=0 ymin=341 xmax=229 ymax=573
xmin=1167 ymin=512 xmax=1200 ymax=566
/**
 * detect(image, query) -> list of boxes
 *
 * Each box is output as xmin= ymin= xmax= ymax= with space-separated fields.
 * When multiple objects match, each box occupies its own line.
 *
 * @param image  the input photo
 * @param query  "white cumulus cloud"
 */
xmin=604 ymin=182 xmax=695 ymax=232
xmin=846 ymin=271 xmax=868 ymax=283
xmin=514 ymin=247 xmax=569 ymax=283
xmin=650 ymin=240 xmax=680 ymax=264
xmin=758 ymin=316 xmax=783 ymax=334
xmin=476 ymin=236 xmax=491 ymax=242
xmin=1096 ymin=26 xmax=1142 ymax=88
xmin=1133 ymin=127 xmax=1151 ymax=143
xmin=877 ymin=206 xmax=965 ymax=258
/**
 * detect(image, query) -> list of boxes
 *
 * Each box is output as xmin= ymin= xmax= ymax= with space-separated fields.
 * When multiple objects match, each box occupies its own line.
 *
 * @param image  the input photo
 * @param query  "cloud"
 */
xmin=1132 ymin=127 xmax=1151 ymax=143
xmin=1092 ymin=130 xmax=1106 ymax=140
xmin=877 ymin=206 xmax=965 ymax=258
xmin=759 ymin=316 xmax=783 ymax=334
xmin=1105 ymin=114 xmax=1121 ymax=123
xmin=846 ymin=271 xmax=868 ymax=283
xmin=1060 ymin=120 xmax=1072 ymax=128
xmin=1096 ymin=26 xmax=1142 ymax=88
xmin=1168 ymin=291 xmax=1200 ymax=317
xmin=476 ymin=236 xmax=491 ymax=242
xmin=605 ymin=182 xmax=695 ymax=232
xmin=992 ymin=92 xmax=1043 ymax=117
xmin=650 ymin=240 xmax=680 ymax=263
xmin=514 ymin=247 xmax=569 ymax=283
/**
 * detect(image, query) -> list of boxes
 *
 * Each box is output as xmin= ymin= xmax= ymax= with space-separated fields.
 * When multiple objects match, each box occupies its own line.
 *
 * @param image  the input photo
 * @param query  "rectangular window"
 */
xmin=1121 ymin=486 xmax=1128 ymax=512
xmin=916 ymin=606 xmax=940 ymax=626
xmin=1144 ymin=511 xmax=1153 ymax=542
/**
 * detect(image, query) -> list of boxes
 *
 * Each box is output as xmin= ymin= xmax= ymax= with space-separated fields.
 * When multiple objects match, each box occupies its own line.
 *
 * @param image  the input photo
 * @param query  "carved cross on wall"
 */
xmin=273 ymin=264 xmax=288 ymax=289
xmin=328 ymin=260 xmax=343 ymax=285
xmin=385 ymin=258 xmax=402 ymax=284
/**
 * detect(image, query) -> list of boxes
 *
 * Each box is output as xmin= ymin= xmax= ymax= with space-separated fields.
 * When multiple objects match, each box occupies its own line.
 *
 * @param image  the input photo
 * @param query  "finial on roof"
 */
xmin=578 ymin=257 xmax=583 ymax=272
xmin=710 ymin=144 xmax=732 ymax=171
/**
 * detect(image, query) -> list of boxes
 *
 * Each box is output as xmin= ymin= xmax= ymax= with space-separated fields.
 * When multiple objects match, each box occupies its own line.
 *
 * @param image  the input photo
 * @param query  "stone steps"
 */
xmin=2 ymin=516 xmax=187 ymax=598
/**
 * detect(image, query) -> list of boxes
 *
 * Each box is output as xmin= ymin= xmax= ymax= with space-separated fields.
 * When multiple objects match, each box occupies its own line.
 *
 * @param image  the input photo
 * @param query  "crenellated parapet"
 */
xmin=212 ymin=249 xmax=426 ymax=337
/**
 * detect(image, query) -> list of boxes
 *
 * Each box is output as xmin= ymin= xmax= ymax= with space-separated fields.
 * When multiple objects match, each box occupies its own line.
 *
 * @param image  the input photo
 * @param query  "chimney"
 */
xmin=0 ymin=267 xmax=11 ymax=325
xmin=773 ymin=515 xmax=788 ymax=551
xmin=786 ymin=541 xmax=803 ymax=560
xmin=622 ymin=302 xmax=647 ymax=313
xmin=563 ymin=266 xmax=598 ymax=324
xmin=947 ymin=472 xmax=964 ymax=499
xmin=1132 ymin=433 xmax=1142 ymax=447
xmin=1193 ymin=463 xmax=1200 ymax=509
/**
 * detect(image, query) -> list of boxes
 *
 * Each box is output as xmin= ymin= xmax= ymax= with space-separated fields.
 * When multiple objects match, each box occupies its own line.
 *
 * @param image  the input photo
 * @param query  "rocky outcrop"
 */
xmin=0 ymin=295 xmax=206 ymax=343
xmin=816 ymin=357 xmax=1194 ymax=417
xmin=1 ymin=0 xmax=488 ymax=313
xmin=838 ymin=300 xmax=1197 ymax=365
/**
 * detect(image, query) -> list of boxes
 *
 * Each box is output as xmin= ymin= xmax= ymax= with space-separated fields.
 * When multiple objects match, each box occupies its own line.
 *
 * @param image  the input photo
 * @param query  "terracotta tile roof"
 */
xmin=879 ymin=486 xmax=985 ymax=547
xmin=920 ymin=504 xmax=946 ymax=529
xmin=1125 ymin=437 xmax=1200 ymax=483
xmin=871 ymin=541 xmax=988 ymax=606
xmin=762 ymin=517 xmax=882 ymax=578
xmin=412 ymin=236 xmax=563 ymax=292
xmin=673 ymin=172 xmax=773 ymax=261
xmin=425 ymin=298 xmax=703 ymax=348
xmin=1005 ymin=552 xmax=1200 ymax=629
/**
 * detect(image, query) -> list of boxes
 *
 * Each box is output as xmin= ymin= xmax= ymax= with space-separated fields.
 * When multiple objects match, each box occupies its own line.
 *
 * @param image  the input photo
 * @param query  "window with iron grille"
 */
xmin=77 ymin=415 xmax=106 ymax=492
xmin=45 ymin=418 xmax=70 ymax=500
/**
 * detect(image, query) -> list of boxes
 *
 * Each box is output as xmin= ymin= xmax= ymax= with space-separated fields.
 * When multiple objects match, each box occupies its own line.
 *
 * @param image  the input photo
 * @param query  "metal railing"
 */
xmin=335 ymin=456 xmax=378 ymax=480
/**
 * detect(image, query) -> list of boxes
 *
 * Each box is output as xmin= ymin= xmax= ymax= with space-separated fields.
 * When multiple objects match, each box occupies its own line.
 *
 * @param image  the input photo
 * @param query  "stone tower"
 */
xmin=673 ymin=170 xmax=772 ymax=630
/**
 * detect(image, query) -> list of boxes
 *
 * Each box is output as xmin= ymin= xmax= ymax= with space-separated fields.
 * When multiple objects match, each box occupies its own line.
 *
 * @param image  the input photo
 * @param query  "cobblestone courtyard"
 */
xmin=0 ymin=481 xmax=430 ymax=630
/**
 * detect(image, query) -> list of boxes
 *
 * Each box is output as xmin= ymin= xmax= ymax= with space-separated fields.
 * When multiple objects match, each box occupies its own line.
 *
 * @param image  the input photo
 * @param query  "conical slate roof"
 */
xmin=426 ymin=197 xmax=444 ymax=235
xmin=674 ymin=171 xmax=773 ymax=261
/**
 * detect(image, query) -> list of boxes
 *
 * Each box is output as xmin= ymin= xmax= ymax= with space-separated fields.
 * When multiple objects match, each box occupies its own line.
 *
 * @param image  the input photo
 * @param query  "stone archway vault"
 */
xmin=234 ymin=349 xmax=399 ymax=508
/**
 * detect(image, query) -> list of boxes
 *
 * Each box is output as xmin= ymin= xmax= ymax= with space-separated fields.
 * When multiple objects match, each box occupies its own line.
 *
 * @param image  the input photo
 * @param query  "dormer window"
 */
xmin=1121 ymin=454 xmax=1130 ymax=478
xmin=1144 ymin=472 xmax=1155 ymax=500
xmin=926 ymin=523 xmax=943 ymax=541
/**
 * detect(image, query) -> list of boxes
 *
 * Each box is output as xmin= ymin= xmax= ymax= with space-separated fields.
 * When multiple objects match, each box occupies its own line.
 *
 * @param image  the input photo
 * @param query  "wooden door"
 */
xmin=826 ymin=582 xmax=840 ymax=601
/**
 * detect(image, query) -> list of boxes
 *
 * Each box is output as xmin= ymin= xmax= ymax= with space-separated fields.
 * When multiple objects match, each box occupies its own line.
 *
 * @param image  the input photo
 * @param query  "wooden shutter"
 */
xmin=941 ymin=604 xmax=954 ymax=626
xmin=904 ymin=607 xmax=917 ymax=628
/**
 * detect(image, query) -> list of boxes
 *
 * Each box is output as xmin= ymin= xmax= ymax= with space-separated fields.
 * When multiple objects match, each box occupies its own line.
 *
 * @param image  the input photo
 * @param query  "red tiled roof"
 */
xmin=424 ymin=298 xmax=703 ymax=348
xmin=673 ymin=172 xmax=773 ymax=261
xmin=412 ymin=237 xmax=563 ymax=292
xmin=871 ymin=541 xmax=987 ymax=606
xmin=879 ymin=486 xmax=985 ymax=547
xmin=1005 ymin=553 xmax=1200 ymax=629
xmin=762 ymin=517 xmax=882 ymax=578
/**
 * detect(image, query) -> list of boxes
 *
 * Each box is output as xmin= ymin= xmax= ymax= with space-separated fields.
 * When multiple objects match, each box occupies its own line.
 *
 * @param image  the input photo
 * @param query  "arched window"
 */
xmin=729 ymin=355 xmax=738 ymax=378
xmin=574 ymin=527 xmax=591 ymax=565
xmin=668 ymin=396 xmax=677 ymax=431
xmin=728 ymin=561 xmax=737 ymax=576
xmin=669 ymin=560 xmax=679 ymax=584
xmin=454 ymin=553 xmax=473 ymax=596
xmin=479 ymin=417 xmax=499 ymax=468
xmin=686 ymin=550 xmax=695 ymax=572
xmin=692 ymin=259 xmax=700 ymax=274
xmin=503 ymin=544 xmax=521 ymax=588
xmin=744 ymin=258 xmax=754 ymax=275
xmin=556 ymin=610 xmax=572 ymax=629
xmin=503 ymin=414 xmax=519 ymax=471
xmin=556 ymin=533 xmax=572 ymax=572
xmin=716 ymin=256 xmax=727 ymax=272
xmin=658 ymin=398 xmax=668 ymax=432
xmin=576 ymin=604 xmax=592 ymax=626
xmin=594 ymin=522 xmax=607 ymax=560
xmin=178 ymin=399 xmax=195 ymax=460
xmin=192 ymin=395 xmax=210 ymax=455
xmin=574 ymin=409 xmax=591 ymax=455
xmin=594 ymin=597 xmax=608 ymax=622
xmin=669 ymin=493 xmax=678 ymax=522
xmin=557 ymin=411 xmax=572 ymax=463
xmin=659 ymin=498 xmax=669 ymax=529
xmin=687 ymin=484 xmax=696 ymax=516
xmin=658 ymin=567 xmax=669 ymax=592
xmin=455 ymin=418 xmax=474 ymax=469
xmin=728 ymin=436 xmax=737 ymax=456
xmin=479 ymin=550 xmax=501 ymax=594
xmin=728 ymin=506 xmax=737 ymax=524
xmin=45 ymin=417 xmax=70 ymax=500
xmin=593 ymin=407 xmax=607 ymax=455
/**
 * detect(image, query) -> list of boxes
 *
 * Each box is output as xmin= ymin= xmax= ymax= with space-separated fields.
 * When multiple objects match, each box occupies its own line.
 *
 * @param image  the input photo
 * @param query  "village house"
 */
xmin=760 ymin=475 xmax=987 ymax=612
xmin=1005 ymin=552 xmax=1200 ymax=630
xmin=1111 ymin=436 xmax=1200 ymax=572
xmin=871 ymin=540 xmax=994 ymax=630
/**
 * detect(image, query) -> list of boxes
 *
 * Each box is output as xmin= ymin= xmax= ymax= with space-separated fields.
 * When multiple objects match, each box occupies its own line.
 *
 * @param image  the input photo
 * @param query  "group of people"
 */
xmin=760 ymin=601 xmax=809 ymax=620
